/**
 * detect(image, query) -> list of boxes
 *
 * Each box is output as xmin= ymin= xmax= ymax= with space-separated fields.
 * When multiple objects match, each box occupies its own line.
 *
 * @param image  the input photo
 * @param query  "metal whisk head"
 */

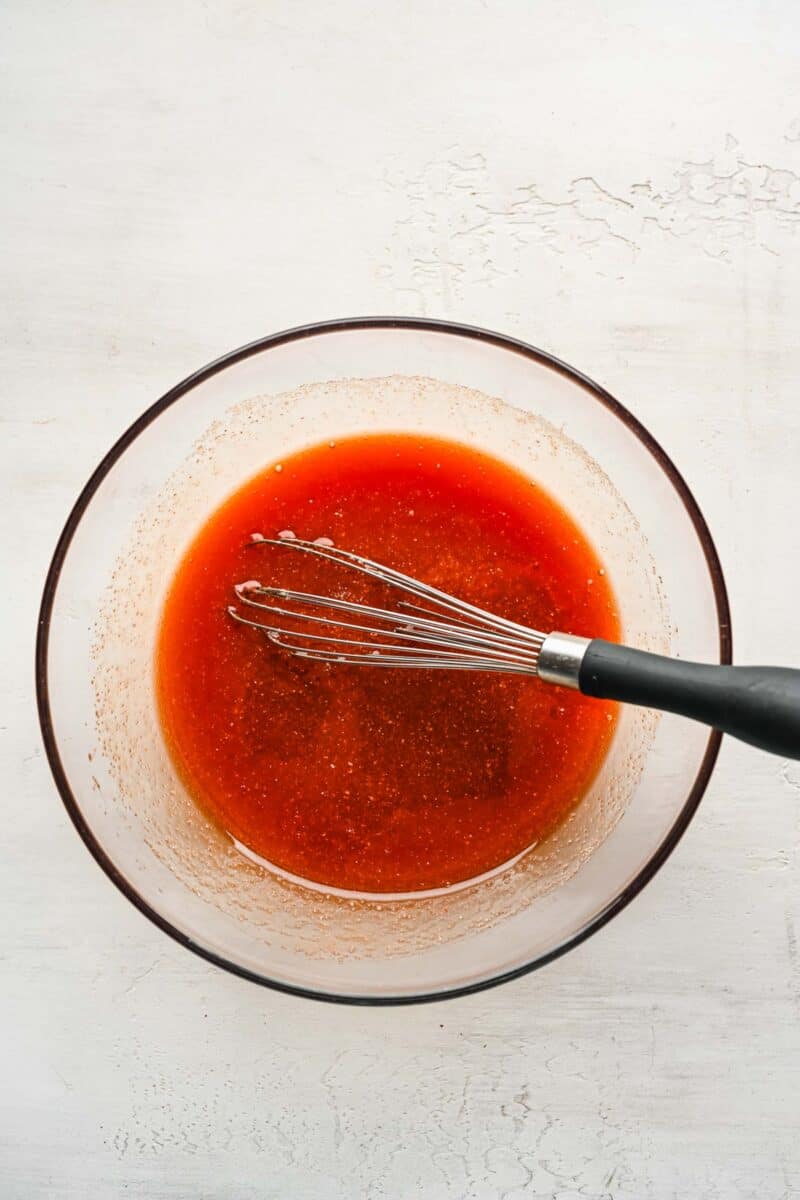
xmin=227 ymin=536 xmax=547 ymax=675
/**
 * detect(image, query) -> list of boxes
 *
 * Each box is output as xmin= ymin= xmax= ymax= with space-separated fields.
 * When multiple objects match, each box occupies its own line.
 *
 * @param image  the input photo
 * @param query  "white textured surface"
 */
xmin=2 ymin=1 xmax=800 ymax=1196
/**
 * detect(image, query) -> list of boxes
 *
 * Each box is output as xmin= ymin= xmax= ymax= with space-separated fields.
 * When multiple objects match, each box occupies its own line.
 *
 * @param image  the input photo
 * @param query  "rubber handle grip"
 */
xmin=579 ymin=640 xmax=800 ymax=760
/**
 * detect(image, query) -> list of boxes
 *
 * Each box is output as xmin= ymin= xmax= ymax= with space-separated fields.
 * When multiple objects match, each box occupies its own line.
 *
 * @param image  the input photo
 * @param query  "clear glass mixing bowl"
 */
xmin=36 ymin=319 xmax=730 ymax=1003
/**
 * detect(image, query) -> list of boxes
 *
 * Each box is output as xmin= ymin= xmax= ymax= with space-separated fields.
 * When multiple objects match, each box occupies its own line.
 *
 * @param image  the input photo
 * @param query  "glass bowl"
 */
xmin=36 ymin=318 xmax=730 ymax=1004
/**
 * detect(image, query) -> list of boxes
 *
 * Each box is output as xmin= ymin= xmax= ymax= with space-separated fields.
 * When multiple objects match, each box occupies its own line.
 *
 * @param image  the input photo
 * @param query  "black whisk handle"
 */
xmin=578 ymin=640 xmax=800 ymax=761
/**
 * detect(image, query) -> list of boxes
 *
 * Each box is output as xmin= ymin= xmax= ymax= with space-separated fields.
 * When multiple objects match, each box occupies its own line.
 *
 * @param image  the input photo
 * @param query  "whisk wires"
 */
xmin=227 ymin=536 xmax=546 ymax=676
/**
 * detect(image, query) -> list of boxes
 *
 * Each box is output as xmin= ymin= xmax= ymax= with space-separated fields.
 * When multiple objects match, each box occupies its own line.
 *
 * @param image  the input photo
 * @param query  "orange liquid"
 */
xmin=156 ymin=434 xmax=619 ymax=892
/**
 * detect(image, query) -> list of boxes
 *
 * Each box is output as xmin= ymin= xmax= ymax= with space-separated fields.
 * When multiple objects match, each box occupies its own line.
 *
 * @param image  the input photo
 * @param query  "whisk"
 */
xmin=228 ymin=536 xmax=800 ymax=761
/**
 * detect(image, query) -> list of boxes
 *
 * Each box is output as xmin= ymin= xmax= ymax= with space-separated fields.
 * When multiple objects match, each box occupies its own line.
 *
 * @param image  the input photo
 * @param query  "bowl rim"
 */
xmin=36 ymin=316 xmax=732 ymax=1005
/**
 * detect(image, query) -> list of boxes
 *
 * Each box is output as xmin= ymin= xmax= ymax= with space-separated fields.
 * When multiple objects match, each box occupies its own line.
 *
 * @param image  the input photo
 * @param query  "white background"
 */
xmin=3 ymin=2 xmax=800 ymax=1196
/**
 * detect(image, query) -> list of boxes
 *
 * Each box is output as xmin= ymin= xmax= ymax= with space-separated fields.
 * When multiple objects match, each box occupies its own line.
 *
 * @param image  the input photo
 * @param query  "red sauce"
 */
xmin=156 ymin=434 xmax=619 ymax=893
